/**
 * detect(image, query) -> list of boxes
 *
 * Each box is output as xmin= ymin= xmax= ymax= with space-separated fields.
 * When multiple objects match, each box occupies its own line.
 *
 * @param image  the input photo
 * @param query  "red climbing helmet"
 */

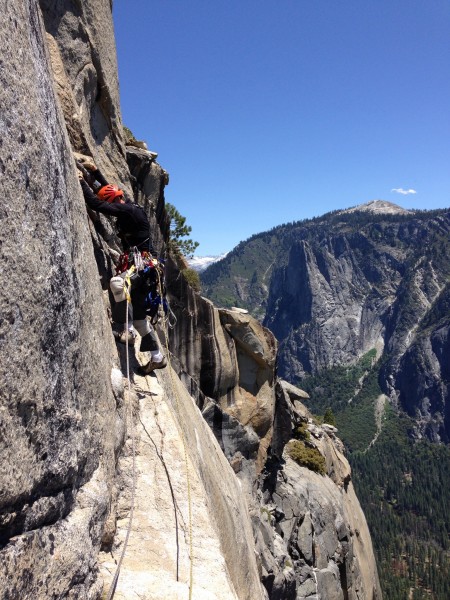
xmin=97 ymin=184 xmax=123 ymax=203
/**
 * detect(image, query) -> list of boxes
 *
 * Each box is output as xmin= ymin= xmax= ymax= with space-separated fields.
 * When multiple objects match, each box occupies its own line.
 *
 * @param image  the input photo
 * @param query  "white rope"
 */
xmin=166 ymin=303 xmax=177 ymax=329
xmin=311 ymin=531 xmax=320 ymax=599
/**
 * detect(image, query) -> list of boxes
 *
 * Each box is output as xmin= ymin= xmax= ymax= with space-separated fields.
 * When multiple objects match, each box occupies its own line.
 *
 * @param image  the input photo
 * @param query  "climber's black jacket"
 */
xmin=80 ymin=169 xmax=154 ymax=253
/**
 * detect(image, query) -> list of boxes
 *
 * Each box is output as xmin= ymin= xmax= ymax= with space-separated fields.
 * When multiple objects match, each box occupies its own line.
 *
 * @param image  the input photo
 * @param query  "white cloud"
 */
xmin=391 ymin=188 xmax=417 ymax=195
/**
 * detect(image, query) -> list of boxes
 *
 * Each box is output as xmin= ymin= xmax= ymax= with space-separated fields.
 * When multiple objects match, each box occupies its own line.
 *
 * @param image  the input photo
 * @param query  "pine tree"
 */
xmin=166 ymin=203 xmax=199 ymax=257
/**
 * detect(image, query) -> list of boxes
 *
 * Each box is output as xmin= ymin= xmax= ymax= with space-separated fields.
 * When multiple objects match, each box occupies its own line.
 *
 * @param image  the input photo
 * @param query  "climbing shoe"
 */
xmin=139 ymin=356 xmax=168 ymax=375
xmin=113 ymin=329 xmax=136 ymax=346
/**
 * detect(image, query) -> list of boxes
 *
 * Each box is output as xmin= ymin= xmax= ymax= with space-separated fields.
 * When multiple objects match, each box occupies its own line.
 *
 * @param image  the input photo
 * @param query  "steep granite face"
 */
xmin=200 ymin=371 xmax=382 ymax=599
xmin=166 ymin=265 xmax=381 ymax=597
xmin=38 ymin=0 xmax=129 ymax=182
xmin=265 ymin=234 xmax=390 ymax=377
xmin=383 ymin=283 xmax=450 ymax=441
xmin=0 ymin=1 xmax=119 ymax=597
xmin=0 ymin=1 xmax=381 ymax=598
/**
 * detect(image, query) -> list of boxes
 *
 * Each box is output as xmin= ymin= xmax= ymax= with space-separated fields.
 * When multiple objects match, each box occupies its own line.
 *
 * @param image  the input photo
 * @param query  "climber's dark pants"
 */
xmin=110 ymin=272 xmax=159 ymax=352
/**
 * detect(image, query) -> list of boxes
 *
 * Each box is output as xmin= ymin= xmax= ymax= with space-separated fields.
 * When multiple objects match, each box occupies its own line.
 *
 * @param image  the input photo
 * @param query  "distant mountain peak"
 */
xmin=187 ymin=253 xmax=228 ymax=272
xmin=343 ymin=199 xmax=411 ymax=215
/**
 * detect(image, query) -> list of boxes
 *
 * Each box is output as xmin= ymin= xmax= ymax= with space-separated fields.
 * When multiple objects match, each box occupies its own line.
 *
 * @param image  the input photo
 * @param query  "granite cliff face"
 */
xmin=0 ymin=2 xmax=381 ymax=598
xmin=202 ymin=205 xmax=450 ymax=442
xmin=1 ymin=2 xmax=119 ymax=597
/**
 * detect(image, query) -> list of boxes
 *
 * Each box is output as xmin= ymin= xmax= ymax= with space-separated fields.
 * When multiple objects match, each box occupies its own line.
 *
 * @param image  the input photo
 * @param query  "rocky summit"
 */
xmin=343 ymin=199 xmax=411 ymax=215
xmin=0 ymin=2 xmax=381 ymax=599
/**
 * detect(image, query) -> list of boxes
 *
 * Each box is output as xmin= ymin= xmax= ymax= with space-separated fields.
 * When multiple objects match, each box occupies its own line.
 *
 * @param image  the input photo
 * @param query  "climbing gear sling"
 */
xmin=116 ymin=249 xmax=172 ymax=326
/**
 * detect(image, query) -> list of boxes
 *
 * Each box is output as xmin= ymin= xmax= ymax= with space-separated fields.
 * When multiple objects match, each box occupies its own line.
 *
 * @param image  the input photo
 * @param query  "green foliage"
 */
xmin=181 ymin=267 xmax=201 ymax=291
xmin=419 ymin=282 xmax=450 ymax=334
xmin=166 ymin=203 xmax=199 ymax=258
xmin=287 ymin=440 xmax=326 ymax=475
xmin=123 ymin=125 xmax=136 ymax=142
xmin=323 ymin=407 xmax=336 ymax=426
xmin=293 ymin=350 xmax=381 ymax=452
xmin=298 ymin=349 xmax=450 ymax=597
xmin=350 ymin=408 xmax=450 ymax=599
xmin=300 ymin=349 xmax=377 ymax=414
xmin=293 ymin=422 xmax=310 ymax=441
xmin=201 ymin=232 xmax=280 ymax=317
xmin=260 ymin=506 xmax=274 ymax=524
xmin=303 ymin=357 xmax=450 ymax=598
xmin=336 ymin=369 xmax=380 ymax=452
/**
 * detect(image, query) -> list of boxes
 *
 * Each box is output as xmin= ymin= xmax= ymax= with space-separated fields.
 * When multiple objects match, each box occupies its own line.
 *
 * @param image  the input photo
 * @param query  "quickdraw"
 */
xmin=116 ymin=250 xmax=154 ymax=274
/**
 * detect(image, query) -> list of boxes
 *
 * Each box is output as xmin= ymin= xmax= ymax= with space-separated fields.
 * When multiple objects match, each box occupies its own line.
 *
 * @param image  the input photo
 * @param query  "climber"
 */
xmin=77 ymin=159 xmax=167 ymax=374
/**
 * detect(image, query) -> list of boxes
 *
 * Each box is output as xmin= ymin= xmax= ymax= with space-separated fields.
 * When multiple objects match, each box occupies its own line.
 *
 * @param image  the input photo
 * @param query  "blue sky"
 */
xmin=113 ymin=1 xmax=450 ymax=256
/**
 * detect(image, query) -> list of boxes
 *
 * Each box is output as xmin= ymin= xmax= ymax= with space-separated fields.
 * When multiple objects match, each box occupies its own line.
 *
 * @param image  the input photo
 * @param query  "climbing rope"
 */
xmin=105 ymin=272 xmax=137 ymax=600
xmin=165 ymin=300 xmax=178 ymax=330
xmin=106 ymin=262 xmax=193 ymax=599
xmin=155 ymin=266 xmax=194 ymax=600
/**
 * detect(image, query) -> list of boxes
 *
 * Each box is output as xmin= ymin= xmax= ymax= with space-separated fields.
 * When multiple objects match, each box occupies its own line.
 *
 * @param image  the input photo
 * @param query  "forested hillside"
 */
xmin=202 ymin=204 xmax=450 ymax=441
xmin=302 ymin=361 xmax=450 ymax=599
xmin=202 ymin=202 xmax=450 ymax=599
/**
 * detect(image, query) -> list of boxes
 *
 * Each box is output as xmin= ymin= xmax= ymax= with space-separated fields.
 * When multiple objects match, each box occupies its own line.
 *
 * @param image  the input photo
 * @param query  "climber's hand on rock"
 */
xmin=82 ymin=160 xmax=97 ymax=171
